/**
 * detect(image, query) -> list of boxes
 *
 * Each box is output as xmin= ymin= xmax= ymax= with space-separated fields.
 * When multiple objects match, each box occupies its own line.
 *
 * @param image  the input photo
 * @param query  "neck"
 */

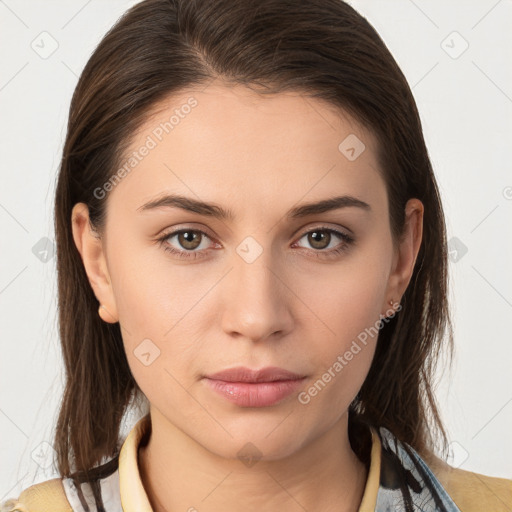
xmin=138 ymin=407 xmax=368 ymax=512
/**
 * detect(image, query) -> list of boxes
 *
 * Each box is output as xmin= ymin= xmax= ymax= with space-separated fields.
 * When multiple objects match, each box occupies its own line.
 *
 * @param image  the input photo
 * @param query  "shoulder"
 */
xmin=425 ymin=453 xmax=512 ymax=512
xmin=0 ymin=478 xmax=72 ymax=512
xmin=374 ymin=426 xmax=511 ymax=511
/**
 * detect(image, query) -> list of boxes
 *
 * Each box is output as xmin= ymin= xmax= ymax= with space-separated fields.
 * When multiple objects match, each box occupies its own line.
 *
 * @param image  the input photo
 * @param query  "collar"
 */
xmin=118 ymin=414 xmax=381 ymax=511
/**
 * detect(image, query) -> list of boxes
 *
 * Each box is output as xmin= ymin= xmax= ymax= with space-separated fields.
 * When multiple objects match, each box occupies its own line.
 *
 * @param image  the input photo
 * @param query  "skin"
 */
xmin=71 ymin=81 xmax=423 ymax=512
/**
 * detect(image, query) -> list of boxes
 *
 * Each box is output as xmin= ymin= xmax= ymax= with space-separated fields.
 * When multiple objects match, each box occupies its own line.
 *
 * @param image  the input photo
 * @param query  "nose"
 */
xmin=220 ymin=243 xmax=294 ymax=343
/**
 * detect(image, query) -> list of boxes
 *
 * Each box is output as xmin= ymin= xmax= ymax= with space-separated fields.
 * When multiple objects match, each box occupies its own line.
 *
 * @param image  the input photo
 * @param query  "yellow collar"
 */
xmin=118 ymin=414 xmax=382 ymax=511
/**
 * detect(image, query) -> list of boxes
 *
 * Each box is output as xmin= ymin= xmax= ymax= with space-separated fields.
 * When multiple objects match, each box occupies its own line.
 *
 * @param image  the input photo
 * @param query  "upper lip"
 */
xmin=204 ymin=366 xmax=306 ymax=383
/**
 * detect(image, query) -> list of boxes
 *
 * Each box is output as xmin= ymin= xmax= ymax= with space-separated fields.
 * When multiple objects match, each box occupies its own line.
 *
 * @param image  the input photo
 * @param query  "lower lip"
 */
xmin=203 ymin=377 xmax=306 ymax=407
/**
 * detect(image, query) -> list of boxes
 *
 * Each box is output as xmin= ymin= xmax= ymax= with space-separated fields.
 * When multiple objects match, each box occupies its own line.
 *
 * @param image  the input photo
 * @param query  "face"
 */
xmin=73 ymin=81 xmax=422 ymax=461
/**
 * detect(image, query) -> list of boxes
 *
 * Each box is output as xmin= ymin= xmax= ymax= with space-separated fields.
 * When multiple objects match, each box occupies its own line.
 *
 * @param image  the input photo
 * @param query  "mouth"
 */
xmin=202 ymin=366 xmax=307 ymax=407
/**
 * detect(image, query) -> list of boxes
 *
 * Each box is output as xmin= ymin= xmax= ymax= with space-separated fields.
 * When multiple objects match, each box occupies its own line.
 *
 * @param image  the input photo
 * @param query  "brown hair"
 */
xmin=54 ymin=0 xmax=453 ymax=489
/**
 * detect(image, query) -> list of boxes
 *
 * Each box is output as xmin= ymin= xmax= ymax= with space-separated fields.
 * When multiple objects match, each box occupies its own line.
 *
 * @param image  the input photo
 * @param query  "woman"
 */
xmin=2 ymin=0 xmax=511 ymax=510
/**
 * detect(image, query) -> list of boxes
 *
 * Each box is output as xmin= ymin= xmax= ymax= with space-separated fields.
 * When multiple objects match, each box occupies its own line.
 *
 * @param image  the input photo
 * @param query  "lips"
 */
xmin=204 ymin=366 xmax=305 ymax=383
xmin=203 ymin=366 xmax=307 ymax=407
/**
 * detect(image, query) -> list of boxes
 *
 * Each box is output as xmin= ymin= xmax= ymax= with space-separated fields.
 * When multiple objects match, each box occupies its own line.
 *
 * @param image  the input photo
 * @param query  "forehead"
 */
xmin=106 ymin=83 xmax=386 ymax=217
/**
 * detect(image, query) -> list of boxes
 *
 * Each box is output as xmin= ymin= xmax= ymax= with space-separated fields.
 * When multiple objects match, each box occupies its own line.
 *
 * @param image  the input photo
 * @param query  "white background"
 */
xmin=1 ymin=0 xmax=511 ymax=501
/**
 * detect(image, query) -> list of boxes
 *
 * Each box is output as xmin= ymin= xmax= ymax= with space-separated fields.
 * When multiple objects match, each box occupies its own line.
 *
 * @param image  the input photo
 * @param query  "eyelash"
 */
xmin=156 ymin=227 xmax=355 ymax=261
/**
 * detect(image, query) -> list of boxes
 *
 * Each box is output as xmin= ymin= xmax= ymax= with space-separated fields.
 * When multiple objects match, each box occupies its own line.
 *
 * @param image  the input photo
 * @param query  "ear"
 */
xmin=71 ymin=203 xmax=119 ymax=323
xmin=382 ymin=198 xmax=424 ymax=315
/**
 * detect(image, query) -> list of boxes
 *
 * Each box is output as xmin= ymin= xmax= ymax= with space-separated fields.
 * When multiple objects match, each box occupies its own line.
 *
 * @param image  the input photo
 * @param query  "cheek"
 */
xmin=108 ymin=235 xmax=208 ymax=339
xmin=292 ymin=254 xmax=389 ymax=412
xmin=106 ymin=240 xmax=225 ymax=407
xmin=295 ymin=283 xmax=380 ymax=424
xmin=295 ymin=249 xmax=389 ymax=348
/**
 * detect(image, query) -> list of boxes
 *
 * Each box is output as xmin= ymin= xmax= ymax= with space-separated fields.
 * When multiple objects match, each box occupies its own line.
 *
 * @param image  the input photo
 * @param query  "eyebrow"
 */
xmin=137 ymin=193 xmax=371 ymax=220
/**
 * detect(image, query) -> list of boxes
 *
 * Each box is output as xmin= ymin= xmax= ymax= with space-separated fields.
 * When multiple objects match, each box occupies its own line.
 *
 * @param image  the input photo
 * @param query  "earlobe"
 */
xmin=98 ymin=304 xmax=119 ymax=323
xmin=71 ymin=203 xmax=119 ymax=323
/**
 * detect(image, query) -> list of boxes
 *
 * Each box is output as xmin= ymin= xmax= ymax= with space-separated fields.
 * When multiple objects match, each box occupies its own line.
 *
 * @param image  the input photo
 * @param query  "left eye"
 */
xmin=295 ymin=228 xmax=352 ymax=251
